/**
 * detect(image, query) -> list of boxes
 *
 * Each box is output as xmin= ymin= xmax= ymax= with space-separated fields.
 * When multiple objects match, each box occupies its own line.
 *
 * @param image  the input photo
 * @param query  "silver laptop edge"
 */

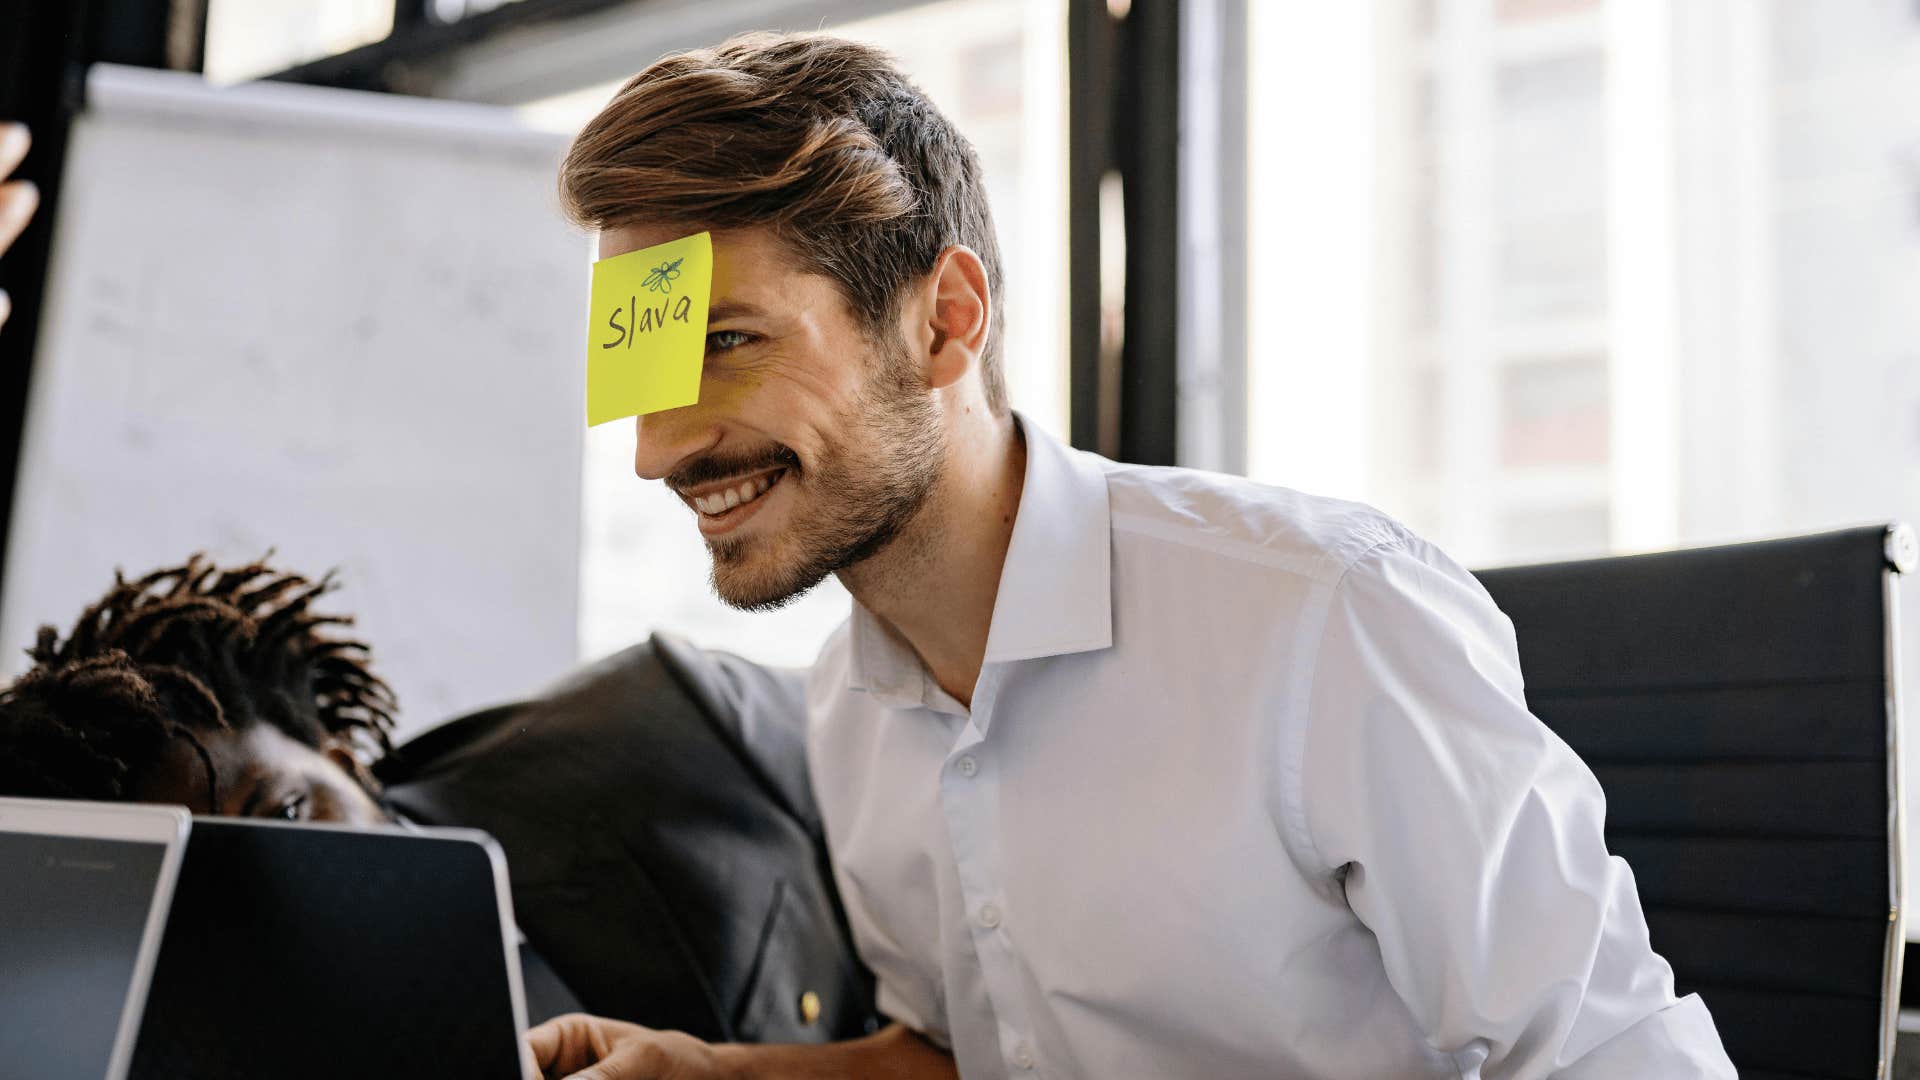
xmin=0 ymin=797 xmax=191 ymax=1080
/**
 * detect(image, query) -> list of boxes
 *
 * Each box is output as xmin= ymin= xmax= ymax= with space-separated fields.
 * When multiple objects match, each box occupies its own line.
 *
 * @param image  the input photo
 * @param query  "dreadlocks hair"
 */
xmin=0 ymin=554 xmax=397 ymax=810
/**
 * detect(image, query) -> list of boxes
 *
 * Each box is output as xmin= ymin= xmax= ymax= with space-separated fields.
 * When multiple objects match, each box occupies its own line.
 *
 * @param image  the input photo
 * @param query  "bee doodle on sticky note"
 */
xmin=642 ymin=257 xmax=684 ymax=294
xmin=586 ymin=232 xmax=713 ymax=426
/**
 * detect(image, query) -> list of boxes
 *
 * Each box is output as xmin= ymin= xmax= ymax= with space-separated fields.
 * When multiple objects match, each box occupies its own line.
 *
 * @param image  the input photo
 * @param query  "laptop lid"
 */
xmin=128 ymin=817 xmax=532 ymax=1079
xmin=0 ymin=797 xmax=191 ymax=1080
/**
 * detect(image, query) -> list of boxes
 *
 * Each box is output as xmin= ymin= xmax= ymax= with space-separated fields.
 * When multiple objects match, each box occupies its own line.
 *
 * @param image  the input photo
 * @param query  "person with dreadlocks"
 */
xmin=0 ymin=554 xmax=878 ymax=1045
xmin=0 ymin=556 xmax=395 ymax=823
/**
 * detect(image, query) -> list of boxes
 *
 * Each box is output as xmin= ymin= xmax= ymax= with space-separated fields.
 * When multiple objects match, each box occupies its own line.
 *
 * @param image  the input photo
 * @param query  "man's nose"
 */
xmin=631 ymin=404 xmax=719 ymax=481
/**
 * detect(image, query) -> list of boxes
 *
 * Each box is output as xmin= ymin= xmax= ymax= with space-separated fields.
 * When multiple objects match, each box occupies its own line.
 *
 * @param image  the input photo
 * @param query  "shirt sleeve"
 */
xmin=1293 ymin=536 xmax=1737 ymax=1078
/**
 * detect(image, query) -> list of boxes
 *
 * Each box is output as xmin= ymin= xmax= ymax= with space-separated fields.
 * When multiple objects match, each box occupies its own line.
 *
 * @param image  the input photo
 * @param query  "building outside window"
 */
xmin=1247 ymin=0 xmax=1920 ymax=913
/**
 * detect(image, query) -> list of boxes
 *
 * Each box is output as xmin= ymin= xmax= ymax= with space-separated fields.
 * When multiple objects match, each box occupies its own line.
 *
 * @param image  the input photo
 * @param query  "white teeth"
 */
xmin=690 ymin=469 xmax=784 ymax=517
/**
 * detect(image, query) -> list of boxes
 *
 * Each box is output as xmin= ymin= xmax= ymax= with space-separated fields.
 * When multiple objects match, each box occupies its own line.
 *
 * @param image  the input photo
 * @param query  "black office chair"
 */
xmin=1475 ymin=524 xmax=1914 ymax=1080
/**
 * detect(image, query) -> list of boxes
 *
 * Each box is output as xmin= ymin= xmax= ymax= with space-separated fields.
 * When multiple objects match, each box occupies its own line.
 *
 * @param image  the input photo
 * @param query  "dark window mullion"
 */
xmin=1068 ymin=0 xmax=1182 ymax=466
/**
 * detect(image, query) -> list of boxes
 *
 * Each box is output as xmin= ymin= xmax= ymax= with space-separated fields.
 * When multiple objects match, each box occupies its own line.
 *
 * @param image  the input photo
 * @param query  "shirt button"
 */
xmin=977 ymin=903 xmax=1002 ymax=929
xmin=1013 ymin=1042 xmax=1035 ymax=1069
xmin=956 ymin=755 xmax=979 ymax=777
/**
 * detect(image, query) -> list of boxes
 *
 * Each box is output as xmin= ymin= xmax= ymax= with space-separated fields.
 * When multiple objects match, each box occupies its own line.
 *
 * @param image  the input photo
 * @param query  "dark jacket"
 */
xmin=375 ymin=633 xmax=878 ymax=1044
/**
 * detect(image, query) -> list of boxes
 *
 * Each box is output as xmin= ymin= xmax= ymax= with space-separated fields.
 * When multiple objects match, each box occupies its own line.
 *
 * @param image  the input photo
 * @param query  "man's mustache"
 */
xmin=666 ymin=444 xmax=802 ymax=490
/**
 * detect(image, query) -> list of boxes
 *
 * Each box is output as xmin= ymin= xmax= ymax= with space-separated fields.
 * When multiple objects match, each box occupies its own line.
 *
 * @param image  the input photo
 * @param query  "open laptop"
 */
xmin=127 ymin=817 xmax=534 ymax=1080
xmin=0 ymin=796 xmax=192 ymax=1080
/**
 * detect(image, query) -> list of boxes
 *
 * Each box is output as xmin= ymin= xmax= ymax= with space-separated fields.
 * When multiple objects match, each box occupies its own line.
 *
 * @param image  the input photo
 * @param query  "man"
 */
xmin=531 ymin=31 xmax=1735 ymax=1080
xmin=0 ymin=554 xmax=876 ymax=1044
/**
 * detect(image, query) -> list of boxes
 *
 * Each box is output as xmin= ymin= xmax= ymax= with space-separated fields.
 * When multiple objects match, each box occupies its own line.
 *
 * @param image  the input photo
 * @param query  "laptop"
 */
xmin=127 ymin=817 xmax=535 ymax=1080
xmin=0 ymin=796 xmax=192 ymax=1080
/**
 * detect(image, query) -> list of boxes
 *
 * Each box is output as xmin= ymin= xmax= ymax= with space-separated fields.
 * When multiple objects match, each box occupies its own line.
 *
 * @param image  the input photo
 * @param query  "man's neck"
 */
xmin=838 ymin=410 xmax=1026 ymax=709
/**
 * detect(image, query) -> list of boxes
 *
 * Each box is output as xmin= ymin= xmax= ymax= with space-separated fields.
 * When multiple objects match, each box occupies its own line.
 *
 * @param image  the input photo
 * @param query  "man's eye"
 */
xmin=706 ymin=329 xmax=753 ymax=354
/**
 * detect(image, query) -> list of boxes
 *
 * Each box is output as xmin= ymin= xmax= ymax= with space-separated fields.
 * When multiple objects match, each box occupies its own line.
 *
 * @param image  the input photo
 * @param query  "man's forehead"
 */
xmin=597 ymin=222 xmax=830 ymax=310
xmin=597 ymin=219 xmax=699 ymax=258
xmin=597 ymin=222 xmax=776 ymax=270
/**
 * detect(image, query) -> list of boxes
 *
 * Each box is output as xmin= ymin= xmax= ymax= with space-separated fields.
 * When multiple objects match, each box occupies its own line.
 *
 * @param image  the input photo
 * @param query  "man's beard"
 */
xmin=699 ymin=336 xmax=944 ymax=611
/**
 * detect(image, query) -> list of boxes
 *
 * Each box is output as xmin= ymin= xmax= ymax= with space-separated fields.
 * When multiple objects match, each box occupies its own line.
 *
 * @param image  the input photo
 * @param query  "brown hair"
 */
xmin=559 ymin=32 xmax=1008 ymax=414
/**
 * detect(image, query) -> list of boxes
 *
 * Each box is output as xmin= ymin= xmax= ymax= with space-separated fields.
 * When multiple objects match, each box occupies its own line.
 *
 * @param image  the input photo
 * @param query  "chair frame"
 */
xmin=1879 ymin=523 xmax=1915 ymax=1076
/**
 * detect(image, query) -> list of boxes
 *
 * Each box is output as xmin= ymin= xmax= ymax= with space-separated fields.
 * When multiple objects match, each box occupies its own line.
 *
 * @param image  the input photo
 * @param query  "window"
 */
xmin=203 ymin=0 xmax=394 ymax=84
xmin=428 ymin=0 xmax=526 ymax=21
xmin=1246 ymin=0 xmax=1920 ymax=924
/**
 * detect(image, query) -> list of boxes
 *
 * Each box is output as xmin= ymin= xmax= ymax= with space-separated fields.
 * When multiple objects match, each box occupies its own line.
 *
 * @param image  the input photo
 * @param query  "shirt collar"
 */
xmin=846 ymin=411 xmax=1114 ymax=706
xmin=981 ymin=412 xmax=1114 ymax=663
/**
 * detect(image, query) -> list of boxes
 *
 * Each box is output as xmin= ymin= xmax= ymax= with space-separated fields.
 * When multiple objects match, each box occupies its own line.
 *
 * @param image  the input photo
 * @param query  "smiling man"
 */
xmin=635 ymin=225 xmax=952 ymax=617
xmin=531 ymin=32 xmax=1735 ymax=1080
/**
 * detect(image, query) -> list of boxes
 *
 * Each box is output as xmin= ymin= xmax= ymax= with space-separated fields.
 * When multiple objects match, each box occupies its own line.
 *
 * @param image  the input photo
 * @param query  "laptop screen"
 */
xmin=0 ymin=831 xmax=169 ymax=1078
xmin=129 ymin=820 xmax=527 ymax=1079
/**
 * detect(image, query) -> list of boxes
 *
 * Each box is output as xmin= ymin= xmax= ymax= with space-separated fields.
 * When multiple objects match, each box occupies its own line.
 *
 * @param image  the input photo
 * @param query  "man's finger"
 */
xmin=530 ymin=1012 xmax=651 ymax=1076
xmin=0 ymin=180 xmax=40 ymax=255
xmin=563 ymin=1037 xmax=663 ymax=1080
xmin=527 ymin=1016 xmax=565 ymax=1067
xmin=528 ymin=1013 xmax=599 ymax=1072
xmin=0 ymin=124 xmax=27 ymax=179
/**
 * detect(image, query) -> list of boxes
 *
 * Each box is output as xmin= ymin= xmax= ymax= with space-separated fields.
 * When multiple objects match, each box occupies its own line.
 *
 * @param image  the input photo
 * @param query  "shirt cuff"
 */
xmin=1551 ymin=994 xmax=1737 ymax=1079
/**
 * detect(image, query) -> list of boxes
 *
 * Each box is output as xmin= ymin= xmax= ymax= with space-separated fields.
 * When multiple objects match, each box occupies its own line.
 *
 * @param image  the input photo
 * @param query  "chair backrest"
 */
xmin=1474 ymin=524 xmax=1914 ymax=1080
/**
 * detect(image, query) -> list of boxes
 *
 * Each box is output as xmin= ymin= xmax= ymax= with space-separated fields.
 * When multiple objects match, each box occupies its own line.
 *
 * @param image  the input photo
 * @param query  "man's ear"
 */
xmin=921 ymin=245 xmax=992 ymax=391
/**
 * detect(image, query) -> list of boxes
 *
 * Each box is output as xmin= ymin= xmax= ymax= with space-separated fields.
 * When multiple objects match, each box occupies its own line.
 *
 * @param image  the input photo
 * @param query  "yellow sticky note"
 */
xmin=587 ymin=231 xmax=712 ymax=426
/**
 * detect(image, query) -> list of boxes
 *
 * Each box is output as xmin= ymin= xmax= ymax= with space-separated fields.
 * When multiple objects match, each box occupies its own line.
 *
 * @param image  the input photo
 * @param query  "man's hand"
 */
xmin=0 ymin=122 xmax=40 ymax=331
xmin=527 ymin=1013 xmax=958 ymax=1080
xmin=530 ymin=1014 xmax=727 ymax=1080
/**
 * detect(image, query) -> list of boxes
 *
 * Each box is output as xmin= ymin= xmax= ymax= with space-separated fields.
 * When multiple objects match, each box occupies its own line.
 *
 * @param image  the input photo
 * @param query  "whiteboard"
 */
xmin=1 ymin=64 xmax=587 ymax=739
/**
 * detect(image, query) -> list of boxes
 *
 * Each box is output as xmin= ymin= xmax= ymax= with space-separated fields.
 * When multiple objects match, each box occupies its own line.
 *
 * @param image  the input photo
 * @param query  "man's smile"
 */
xmin=674 ymin=466 xmax=791 ymax=535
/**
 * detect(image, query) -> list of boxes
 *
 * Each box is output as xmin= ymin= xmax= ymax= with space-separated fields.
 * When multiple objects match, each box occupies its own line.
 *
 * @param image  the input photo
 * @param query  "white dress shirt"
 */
xmin=806 ymin=414 xmax=1736 ymax=1079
